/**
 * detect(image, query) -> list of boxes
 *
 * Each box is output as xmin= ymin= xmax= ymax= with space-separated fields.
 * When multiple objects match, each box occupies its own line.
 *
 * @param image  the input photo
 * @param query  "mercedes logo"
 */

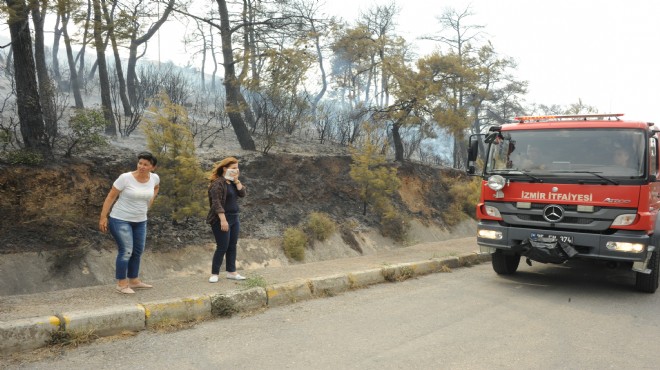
xmin=543 ymin=205 xmax=564 ymax=223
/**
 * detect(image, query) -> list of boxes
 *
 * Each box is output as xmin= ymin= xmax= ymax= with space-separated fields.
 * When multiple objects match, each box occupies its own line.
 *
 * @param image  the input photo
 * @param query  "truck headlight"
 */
xmin=478 ymin=229 xmax=502 ymax=240
xmin=606 ymin=242 xmax=644 ymax=253
xmin=612 ymin=214 xmax=637 ymax=226
xmin=487 ymin=175 xmax=506 ymax=191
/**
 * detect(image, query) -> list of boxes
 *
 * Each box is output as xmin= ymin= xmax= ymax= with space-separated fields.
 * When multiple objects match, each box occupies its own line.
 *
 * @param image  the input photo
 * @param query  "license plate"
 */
xmin=530 ymin=233 xmax=573 ymax=244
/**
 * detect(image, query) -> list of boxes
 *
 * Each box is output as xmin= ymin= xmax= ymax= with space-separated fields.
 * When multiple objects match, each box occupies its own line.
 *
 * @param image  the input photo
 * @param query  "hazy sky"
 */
xmin=325 ymin=0 xmax=660 ymax=124
xmin=4 ymin=0 xmax=652 ymax=125
xmin=107 ymin=0 xmax=660 ymax=125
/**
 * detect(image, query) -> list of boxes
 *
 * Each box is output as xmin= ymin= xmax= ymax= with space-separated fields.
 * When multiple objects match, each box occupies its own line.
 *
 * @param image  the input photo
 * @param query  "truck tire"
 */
xmin=635 ymin=250 xmax=659 ymax=293
xmin=492 ymin=250 xmax=521 ymax=275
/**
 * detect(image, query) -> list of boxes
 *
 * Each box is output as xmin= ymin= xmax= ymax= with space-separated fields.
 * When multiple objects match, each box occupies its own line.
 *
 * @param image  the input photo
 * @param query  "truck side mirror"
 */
xmin=467 ymin=138 xmax=479 ymax=162
xmin=466 ymin=135 xmax=480 ymax=176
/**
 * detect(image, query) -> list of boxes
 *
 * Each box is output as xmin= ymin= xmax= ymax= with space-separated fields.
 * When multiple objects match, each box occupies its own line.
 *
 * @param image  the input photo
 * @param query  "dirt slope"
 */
xmin=0 ymin=152 xmax=466 ymax=253
xmin=0 ymin=149 xmax=476 ymax=295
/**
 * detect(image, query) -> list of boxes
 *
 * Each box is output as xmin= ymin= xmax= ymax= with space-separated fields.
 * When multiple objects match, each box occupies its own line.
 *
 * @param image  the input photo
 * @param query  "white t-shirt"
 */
xmin=109 ymin=172 xmax=160 ymax=222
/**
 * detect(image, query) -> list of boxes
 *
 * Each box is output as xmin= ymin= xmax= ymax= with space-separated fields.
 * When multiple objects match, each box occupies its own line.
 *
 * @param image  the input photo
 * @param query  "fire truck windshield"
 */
xmin=486 ymin=128 xmax=646 ymax=178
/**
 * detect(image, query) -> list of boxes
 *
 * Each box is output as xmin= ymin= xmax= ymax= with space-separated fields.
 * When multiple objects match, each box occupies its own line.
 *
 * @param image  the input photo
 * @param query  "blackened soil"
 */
xmin=0 ymin=152 xmax=465 ymax=254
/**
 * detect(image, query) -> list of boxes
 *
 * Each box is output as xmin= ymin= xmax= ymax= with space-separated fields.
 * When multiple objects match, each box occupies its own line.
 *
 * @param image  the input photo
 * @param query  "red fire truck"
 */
xmin=467 ymin=113 xmax=660 ymax=292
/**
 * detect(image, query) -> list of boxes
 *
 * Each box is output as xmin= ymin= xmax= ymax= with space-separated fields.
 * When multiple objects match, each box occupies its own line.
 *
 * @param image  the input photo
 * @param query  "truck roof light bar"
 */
xmin=514 ymin=113 xmax=624 ymax=123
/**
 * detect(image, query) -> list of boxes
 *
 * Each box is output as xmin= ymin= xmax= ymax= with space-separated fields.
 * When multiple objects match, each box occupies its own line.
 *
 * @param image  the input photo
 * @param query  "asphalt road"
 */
xmin=6 ymin=260 xmax=660 ymax=369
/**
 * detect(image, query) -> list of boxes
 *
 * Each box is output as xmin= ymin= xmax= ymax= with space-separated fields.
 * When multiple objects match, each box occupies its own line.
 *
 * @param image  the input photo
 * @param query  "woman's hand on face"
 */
xmin=220 ymin=220 xmax=229 ymax=232
xmin=225 ymin=169 xmax=239 ymax=182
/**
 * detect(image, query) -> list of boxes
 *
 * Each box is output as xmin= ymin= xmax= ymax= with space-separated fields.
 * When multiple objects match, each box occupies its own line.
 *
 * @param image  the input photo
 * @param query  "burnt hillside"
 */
xmin=0 ymin=152 xmax=467 ymax=254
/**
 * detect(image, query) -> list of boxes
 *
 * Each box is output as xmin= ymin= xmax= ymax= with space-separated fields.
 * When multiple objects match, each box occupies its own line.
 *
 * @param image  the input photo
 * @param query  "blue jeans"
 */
xmin=108 ymin=217 xmax=147 ymax=280
xmin=211 ymin=213 xmax=240 ymax=274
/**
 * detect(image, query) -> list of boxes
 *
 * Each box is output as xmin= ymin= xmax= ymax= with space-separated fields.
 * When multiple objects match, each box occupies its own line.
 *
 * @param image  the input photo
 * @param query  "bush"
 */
xmin=61 ymin=108 xmax=108 ymax=157
xmin=445 ymin=176 xmax=482 ymax=225
xmin=0 ymin=129 xmax=11 ymax=151
xmin=6 ymin=149 xmax=44 ymax=165
xmin=283 ymin=227 xmax=307 ymax=261
xmin=379 ymin=211 xmax=409 ymax=243
xmin=306 ymin=212 xmax=335 ymax=241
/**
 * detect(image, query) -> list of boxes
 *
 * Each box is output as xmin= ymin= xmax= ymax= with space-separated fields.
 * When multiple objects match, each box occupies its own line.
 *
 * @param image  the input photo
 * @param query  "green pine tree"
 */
xmin=144 ymin=92 xmax=206 ymax=223
xmin=349 ymin=123 xmax=400 ymax=216
xmin=349 ymin=123 xmax=408 ymax=241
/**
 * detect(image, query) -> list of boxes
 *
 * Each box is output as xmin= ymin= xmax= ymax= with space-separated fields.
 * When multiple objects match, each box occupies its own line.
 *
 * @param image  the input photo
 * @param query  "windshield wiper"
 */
xmin=491 ymin=170 xmax=543 ymax=182
xmin=550 ymin=171 xmax=619 ymax=185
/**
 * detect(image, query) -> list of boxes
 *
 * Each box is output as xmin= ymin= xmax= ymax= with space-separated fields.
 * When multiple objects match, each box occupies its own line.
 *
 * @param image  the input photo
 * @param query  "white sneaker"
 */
xmin=209 ymin=275 xmax=219 ymax=283
xmin=227 ymin=273 xmax=246 ymax=280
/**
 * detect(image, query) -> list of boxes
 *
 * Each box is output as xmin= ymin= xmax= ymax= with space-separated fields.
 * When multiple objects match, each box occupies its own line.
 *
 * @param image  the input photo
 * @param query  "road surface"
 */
xmin=6 ymin=260 xmax=659 ymax=369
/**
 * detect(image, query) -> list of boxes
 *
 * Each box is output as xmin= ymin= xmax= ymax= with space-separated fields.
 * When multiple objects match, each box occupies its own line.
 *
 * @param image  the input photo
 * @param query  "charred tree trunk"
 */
xmin=75 ymin=0 xmax=92 ymax=92
xmin=51 ymin=14 xmax=62 ymax=85
xmin=92 ymin=0 xmax=115 ymax=135
xmin=62 ymin=17 xmax=84 ymax=108
xmin=310 ymin=22 xmax=327 ymax=124
xmin=197 ymin=21 xmax=207 ymax=90
xmin=6 ymin=0 xmax=49 ymax=155
xmin=126 ymin=0 xmax=175 ymax=106
xmin=209 ymin=24 xmax=218 ymax=91
xmin=125 ymin=43 xmax=138 ymax=106
xmin=30 ymin=2 xmax=58 ymax=143
xmin=216 ymin=0 xmax=255 ymax=150
xmin=391 ymin=121 xmax=404 ymax=162
xmin=87 ymin=31 xmax=109 ymax=82
xmin=101 ymin=0 xmax=131 ymax=116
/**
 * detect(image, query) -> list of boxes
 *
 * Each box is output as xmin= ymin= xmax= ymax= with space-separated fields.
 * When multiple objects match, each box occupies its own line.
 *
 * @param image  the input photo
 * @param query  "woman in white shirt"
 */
xmin=99 ymin=152 xmax=160 ymax=294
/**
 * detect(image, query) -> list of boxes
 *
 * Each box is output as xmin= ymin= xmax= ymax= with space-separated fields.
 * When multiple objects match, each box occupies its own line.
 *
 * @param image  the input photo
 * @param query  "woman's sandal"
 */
xmin=128 ymin=282 xmax=153 ymax=289
xmin=115 ymin=285 xmax=135 ymax=294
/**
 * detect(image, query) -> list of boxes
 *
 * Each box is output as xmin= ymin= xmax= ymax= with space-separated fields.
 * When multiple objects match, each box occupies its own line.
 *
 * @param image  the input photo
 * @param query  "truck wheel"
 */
xmin=492 ymin=250 xmax=521 ymax=275
xmin=635 ymin=250 xmax=659 ymax=293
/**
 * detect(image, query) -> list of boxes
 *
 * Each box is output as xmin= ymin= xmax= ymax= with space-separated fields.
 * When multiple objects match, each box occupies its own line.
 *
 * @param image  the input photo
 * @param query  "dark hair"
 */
xmin=138 ymin=151 xmax=157 ymax=166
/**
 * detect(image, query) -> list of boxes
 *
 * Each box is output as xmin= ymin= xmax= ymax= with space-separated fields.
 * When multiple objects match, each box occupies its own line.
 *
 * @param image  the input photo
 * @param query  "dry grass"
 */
xmin=439 ymin=265 xmax=453 ymax=273
xmin=381 ymin=267 xmax=397 ymax=282
xmin=244 ymin=274 xmax=268 ymax=289
xmin=47 ymin=329 xmax=98 ymax=348
xmin=398 ymin=266 xmax=415 ymax=281
xmin=149 ymin=318 xmax=199 ymax=333
xmin=445 ymin=176 xmax=482 ymax=225
xmin=307 ymin=212 xmax=336 ymax=241
xmin=283 ymin=227 xmax=307 ymax=261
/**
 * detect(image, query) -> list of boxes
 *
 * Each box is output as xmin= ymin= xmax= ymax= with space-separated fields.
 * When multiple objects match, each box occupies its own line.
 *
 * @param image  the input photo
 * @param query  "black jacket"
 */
xmin=206 ymin=178 xmax=246 ymax=225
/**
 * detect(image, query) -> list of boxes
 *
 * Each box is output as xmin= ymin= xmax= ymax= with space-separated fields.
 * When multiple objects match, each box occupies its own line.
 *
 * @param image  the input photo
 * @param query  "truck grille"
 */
xmin=516 ymin=214 xmax=593 ymax=224
xmin=490 ymin=201 xmax=636 ymax=232
xmin=529 ymin=204 xmax=601 ymax=212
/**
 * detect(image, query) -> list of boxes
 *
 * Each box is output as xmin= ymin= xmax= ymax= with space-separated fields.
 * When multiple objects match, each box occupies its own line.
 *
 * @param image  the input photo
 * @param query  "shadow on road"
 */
xmin=493 ymin=259 xmax=641 ymax=295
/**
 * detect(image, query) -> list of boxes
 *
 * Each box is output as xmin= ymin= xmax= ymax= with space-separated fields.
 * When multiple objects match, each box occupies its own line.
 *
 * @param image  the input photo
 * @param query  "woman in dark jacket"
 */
xmin=206 ymin=157 xmax=247 ymax=283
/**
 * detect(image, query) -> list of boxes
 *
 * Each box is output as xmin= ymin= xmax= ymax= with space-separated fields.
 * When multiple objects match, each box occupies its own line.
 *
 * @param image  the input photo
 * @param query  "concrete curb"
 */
xmin=0 ymin=252 xmax=491 ymax=355
xmin=266 ymin=279 xmax=314 ymax=307
xmin=309 ymin=273 xmax=351 ymax=297
xmin=65 ymin=305 xmax=145 ymax=337
xmin=210 ymin=287 xmax=267 ymax=316
xmin=0 ymin=316 xmax=61 ymax=354
xmin=143 ymin=296 xmax=212 ymax=328
xmin=347 ymin=268 xmax=386 ymax=288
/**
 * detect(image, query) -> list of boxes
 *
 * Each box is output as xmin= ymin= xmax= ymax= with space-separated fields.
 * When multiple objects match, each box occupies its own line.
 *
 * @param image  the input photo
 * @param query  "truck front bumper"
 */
xmin=476 ymin=220 xmax=653 ymax=265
